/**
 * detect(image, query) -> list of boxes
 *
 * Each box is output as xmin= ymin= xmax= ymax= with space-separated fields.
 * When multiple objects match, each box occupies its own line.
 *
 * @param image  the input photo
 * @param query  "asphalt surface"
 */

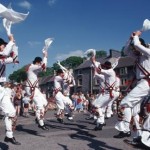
xmin=0 ymin=110 xmax=148 ymax=150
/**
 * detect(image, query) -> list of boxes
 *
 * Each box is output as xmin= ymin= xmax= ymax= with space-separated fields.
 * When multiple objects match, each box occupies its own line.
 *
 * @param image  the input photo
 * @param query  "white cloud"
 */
xmin=18 ymin=1 xmax=31 ymax=10
xmin=55 ymin=50 xmax=84 ymax=61
xmin=48 ymin=0 xmax=57 ymax=6
xmin=28 ymin=41 xmax=41 ymax=47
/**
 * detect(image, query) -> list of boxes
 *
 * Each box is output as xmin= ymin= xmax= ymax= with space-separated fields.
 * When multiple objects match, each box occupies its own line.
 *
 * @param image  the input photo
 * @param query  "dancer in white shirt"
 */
xmin=56 ymin=61 xmax=75 ymax=120
xmin=91 ymin=58 xmax=119 ymax=130
xmin=25 ymin=51 xmax=49 ymax=130
xmin=114 ymin=31 xmax=150 ymax=143
xmin=0 ymin=35 xmax=20 ymax=145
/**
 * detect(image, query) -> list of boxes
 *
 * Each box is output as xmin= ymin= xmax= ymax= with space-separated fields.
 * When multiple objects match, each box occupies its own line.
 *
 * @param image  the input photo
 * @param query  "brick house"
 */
xmin=74 ymin=49 xmax=135 ymax=95
xmin=39 ymin=49 xmax=136 ymax=97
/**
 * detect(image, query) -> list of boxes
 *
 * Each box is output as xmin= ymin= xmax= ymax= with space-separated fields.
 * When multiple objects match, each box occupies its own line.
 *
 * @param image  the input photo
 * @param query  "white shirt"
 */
xmin=101 ymin=68 xmax=116 ymax=87
xmin=0 ymin=57 xmax=13 ymax=82
xmin=26 ymin=56 xmax=47 ymax=86
xmin=124 ymin=35 xmax=150 ymax=80
xmin=54 ymin=75 xmax=63 ymax=90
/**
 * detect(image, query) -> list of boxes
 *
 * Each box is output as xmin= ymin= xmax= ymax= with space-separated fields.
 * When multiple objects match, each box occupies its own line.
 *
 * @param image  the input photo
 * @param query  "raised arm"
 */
xmin=57 ymin=60 xmax=67 ymax=72
xmin=0 ymin=35 xmax=15 ymax=56
xmin=133 ymin=35 xmax=150 ymax=56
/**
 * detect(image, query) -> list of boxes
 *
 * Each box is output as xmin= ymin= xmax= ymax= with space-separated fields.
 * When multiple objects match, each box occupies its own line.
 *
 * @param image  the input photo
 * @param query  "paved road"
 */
xmin=0 ymin=111 xmax=147 ymax=150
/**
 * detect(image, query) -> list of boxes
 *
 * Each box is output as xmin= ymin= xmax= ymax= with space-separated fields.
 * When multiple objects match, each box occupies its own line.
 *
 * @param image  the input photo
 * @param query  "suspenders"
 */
xmin=105 ymin=80 xmax=116 ymax=99
xmin=0 ymin=64 xmax=6 ymax=77
xmin=26 ymin=79 xmax=39 ymax=98
xmin=135 ymin=61 xmax=150 ymax=86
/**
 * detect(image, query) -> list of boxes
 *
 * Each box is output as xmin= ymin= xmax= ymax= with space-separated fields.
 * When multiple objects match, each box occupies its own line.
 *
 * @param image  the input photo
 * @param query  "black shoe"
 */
xmin=133 ymin=136 xmax=141 ymax=143
xmin=4 ymin=136 xmax=21 ymax=145
xmin=113 ymin=131 xmax=131 ymax=138
xmin=94 ymin=124 xmax=103 ymax=131
xmin=103 ymin=122 xmax=106 ymax=126
xmin=64 ymin=113 xmax=69 ymax=117
xmin=123 ymin=139 xmax=143 ymax=148
xmin=38 ymin=125 xmax=49 ymax=130
xmin=57 ymin=118 xmax=64 ymax=124
xmin=35 ymin=118 xmax=38 ymax=124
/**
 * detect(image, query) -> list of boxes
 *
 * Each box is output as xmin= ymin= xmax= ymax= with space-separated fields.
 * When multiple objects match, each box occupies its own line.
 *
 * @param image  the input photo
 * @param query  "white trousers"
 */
xmin=55 ymin=91 xmax=72 ymax=115
xmin=0 ymin=95 xmax=16 ymax=138
xmin=115 ymin=79 xmax=150 ymax=132
xmin=106 ymin=91 xmax=120 ymax=117
xmin=26 ymin=87 xmax=48 ymax=109
xmin=141 ymin=115 xmax=150 ymax=147
xmin=95 ymin=91 xmax=120 ymax=124
xmin=26 ymin=87 xmax=48 ymax=126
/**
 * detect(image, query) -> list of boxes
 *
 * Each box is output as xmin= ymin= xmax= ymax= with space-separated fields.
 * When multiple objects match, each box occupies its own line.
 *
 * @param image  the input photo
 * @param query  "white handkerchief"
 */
xmin=3 ymin=18 xmax=12 ymax=35
xmin=0 ymin=3 xmax=29 ymax=23
xmin=43 ymin=38 xmax=53 ymax=51
xmin=142 ymin=19 xmax=150 ymax=31
xmin=84 ymin=49 xmax=96 ymax=59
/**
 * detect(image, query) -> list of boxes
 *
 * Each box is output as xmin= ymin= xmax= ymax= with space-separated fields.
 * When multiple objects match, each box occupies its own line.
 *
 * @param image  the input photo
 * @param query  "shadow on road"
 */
xmin=0 ymin=142 xmax=9 ymax=150
xmin=16 ymin=125 xmax=45 ymax=137
xmin=70 ymin=132 xmax=122 ymax=150
xmin=57 ymin=143 xmax=69 ymax=150
xmin=47 ymin=118 xmax=123 ymax=150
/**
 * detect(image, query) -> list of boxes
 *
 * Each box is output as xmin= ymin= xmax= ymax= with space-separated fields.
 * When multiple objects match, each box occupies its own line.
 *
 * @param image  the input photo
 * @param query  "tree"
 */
xmin=9 ymin=66 xmax=27 ymax=83
xmin=9 ymin=56 xmax=84 ymax=82
xmin=38 ymin=67 xmax=54 ymax=77
xmin=54 ymin=56 xmax=84 ymax=70
xmin=96 ymin=50 xmax=107 ymax=58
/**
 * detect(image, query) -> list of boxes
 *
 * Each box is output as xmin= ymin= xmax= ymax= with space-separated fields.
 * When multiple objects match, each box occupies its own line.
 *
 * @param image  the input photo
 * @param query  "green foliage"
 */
xmin=38 ymin=67 xmax=53 ymax=77
xmin=8 ymin=56 xmax=84 ymax=82
xmin=64 ymin=56 xmax=83 ymax=69
xmin=9 ymin=66 xmax=27 ymax=83
xmin=96 ymin=50 xmax=107 ymax=58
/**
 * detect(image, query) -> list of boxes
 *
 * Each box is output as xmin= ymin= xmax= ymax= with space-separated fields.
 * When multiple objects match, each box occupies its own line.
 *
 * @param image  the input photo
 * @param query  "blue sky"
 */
xmin=1 ymin=0 xmax=150 ymax=77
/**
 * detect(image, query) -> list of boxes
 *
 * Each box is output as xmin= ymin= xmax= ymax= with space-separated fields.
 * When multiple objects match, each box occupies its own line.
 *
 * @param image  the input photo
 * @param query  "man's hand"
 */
xmin=90 ymin=56 xmax=96 ymax=64
xmin=43 ymin=50 xmax=48 ymax=58
xmin=8 ymin=34 xmax=15 ymax=42
xmin=132 ymin=30 xmax=142 ymax=37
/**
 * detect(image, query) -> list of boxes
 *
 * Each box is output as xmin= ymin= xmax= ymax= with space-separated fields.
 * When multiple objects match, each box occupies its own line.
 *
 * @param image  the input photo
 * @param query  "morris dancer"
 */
xmin=89 ymin=62 xmax=105 ymax=122
xmin=91 ymin=58 xmax=119 ymax=131
xmin=124 ymin=96 xmax=150 ymax=149
xmin=56 ymin=61 xmax=75 ymax=120
xmin=0 ymin=35 xmax=20 ymax=145
xmin=114 ymin=30 xmax=150 ymax=139
xmin=105 ymin=75 xmax=121 ymax=119
xmin=25 ymin=51 xmax=49 ymax=130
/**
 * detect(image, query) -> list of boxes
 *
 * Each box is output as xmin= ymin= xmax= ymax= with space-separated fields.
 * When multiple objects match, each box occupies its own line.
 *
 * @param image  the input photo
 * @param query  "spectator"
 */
xmin=22 ymin=93 xmax=31 ymax=117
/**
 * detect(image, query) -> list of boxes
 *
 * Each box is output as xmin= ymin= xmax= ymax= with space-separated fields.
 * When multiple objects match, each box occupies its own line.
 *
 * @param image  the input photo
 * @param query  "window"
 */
xmin=121 ymin=78 xmax=127 ymax=86
xmin=78 ymin=78 xmax=82 ymax=86
xmin=120 ymin=67 xmax=127 ymax=75
xmin=78 ymin=70 xmax=82 ymax=75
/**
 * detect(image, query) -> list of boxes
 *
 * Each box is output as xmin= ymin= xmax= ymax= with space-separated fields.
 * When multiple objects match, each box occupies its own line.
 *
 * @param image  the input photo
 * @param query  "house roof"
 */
xmin=116 ymin=56 xmax=135 ymax=68
xmin=75 ymin=49 xmax=122 ymax=70
xmin=39 ymin=50 xmax=135 ymax=85
xmin=39 ymin=75 xmax=53 ymax=85
xmin=75 ymin=56 xmax=135 ymax=70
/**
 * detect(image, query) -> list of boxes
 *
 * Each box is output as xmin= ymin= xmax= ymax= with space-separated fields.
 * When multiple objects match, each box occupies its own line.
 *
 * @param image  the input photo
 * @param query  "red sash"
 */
xmin=105 ymin=80 xmax=116 ymax=99
xmin=136 ymin=61 xmax=150 ymax=86
xmin=0 ymin=64 xmax=6 ymax=77
xmin=26 ymin=79 xmax=39 ymax=98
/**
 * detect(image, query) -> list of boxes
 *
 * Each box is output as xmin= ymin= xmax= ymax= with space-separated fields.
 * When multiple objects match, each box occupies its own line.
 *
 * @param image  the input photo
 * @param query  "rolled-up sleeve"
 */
xmin=133 ymin=36 xmax=150 ymax=56
xmin=0 ymin=41 xmax=14 ymax=56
